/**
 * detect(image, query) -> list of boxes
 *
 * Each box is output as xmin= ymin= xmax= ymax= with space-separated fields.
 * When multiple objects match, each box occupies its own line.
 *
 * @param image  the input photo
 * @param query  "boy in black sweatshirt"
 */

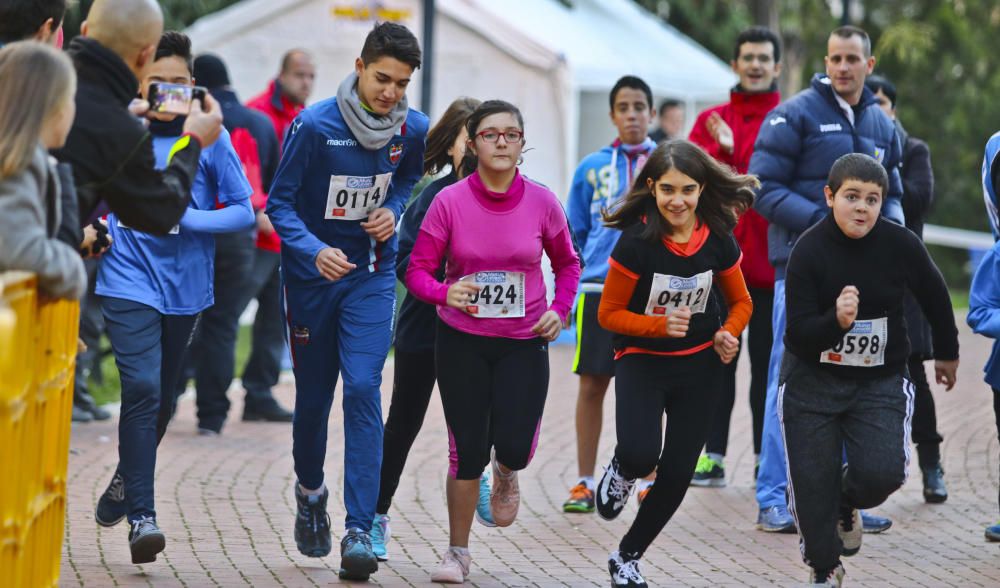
xmin=780 ymin=153 xmax=959 ymax=586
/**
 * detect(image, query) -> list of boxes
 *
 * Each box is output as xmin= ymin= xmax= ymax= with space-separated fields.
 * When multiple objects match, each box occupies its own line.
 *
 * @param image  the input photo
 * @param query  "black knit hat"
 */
xmin=193 ymin=54 xmax=230 ymax=90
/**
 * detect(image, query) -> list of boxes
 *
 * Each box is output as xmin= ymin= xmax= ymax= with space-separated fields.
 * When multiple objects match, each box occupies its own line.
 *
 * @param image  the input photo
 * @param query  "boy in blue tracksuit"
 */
xmin=92 ymin=32 xmax=254 ymax=565
xmin=969 ymin=130 xmax=1000 ymax=543
xmin=562 ymin=76 xmax=658 ymax=514
xmin=265 ymin=22 xmax=427 ymax=581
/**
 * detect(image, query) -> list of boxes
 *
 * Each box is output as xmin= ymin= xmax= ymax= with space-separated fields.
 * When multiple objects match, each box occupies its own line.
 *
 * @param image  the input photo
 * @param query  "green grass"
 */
xmin=88 ymin=324 xmax=254 ymax=406
xmin=950 ymin=289 xmax=969 ymax=311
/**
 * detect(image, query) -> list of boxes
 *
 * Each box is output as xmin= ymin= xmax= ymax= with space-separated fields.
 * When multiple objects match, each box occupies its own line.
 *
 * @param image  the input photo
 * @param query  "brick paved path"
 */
xmin=61 ymin=322 xmax=1000 ymax=587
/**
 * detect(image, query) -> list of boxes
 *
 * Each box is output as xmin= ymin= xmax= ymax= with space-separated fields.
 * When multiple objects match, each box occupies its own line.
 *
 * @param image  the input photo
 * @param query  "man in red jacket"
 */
xmin=247 ymin=49 xmax=315 ymax=146
xmin=687 ymin=26 xmax=782 ymax=492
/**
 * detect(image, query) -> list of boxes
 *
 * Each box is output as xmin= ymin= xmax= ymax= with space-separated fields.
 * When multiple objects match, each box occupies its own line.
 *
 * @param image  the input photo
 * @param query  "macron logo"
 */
xmin=820 ymin=123 xmax=842 ymax=133
xmin=327 ymin=138 xmax=358 ymax=147
xmin=769 ymin=116 xmax=787 ymax=126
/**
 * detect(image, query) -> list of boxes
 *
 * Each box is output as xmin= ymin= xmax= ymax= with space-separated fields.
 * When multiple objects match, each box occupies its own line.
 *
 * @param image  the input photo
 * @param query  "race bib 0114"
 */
xmin=325 ymin=172 xmax=392 ymax=220
xmin=819 ymin=317 xmax=888 ymax=367
xmin=461 ymin=271 xmax=525 ymax=319
xmin=645 ymin=270 xmax=713 ymax=316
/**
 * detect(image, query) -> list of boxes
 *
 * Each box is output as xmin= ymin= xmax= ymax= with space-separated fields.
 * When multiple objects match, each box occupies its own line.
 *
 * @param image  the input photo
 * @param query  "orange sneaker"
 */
xmin=562 ymin=483 xmax=595 ymax=513
xmin=637 ymin=485 xmax=652 ymax=505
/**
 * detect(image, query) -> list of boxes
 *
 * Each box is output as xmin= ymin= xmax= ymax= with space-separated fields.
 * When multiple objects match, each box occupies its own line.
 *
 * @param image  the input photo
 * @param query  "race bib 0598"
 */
xmin=820 ymin=317 xmax=888 ymax=367
xmin=461 ymin=271 xmax=525 ymax=319
xmin=325 ymin=172 xmax=392 ymax=220
xmin=644 ymin=270 xmax=712 ymax=316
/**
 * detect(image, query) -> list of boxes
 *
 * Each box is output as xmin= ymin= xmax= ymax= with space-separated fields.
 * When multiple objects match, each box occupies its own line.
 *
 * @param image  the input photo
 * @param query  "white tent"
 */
xmin=187 ymin=0 xmax=735 ymax=195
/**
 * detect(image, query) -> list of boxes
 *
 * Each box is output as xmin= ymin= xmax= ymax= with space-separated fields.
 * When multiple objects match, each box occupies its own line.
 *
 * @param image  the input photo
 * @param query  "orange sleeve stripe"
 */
xmin=608 ymin=257 xmax=640 ymax=280
xmin=717 ymin=252 xmax=745 ymax=277
xmin=716 ymin=266 xmax=753 ymax=337
xmin=614 ymin=340 xmax=714 ymax=360
xmin=598 ymin=264 xmax=668 ymax=338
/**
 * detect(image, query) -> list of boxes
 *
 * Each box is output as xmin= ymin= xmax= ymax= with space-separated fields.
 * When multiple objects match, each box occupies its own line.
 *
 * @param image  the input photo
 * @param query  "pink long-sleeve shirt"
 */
xmin=406 ymin=170 xmax=581 ymax=339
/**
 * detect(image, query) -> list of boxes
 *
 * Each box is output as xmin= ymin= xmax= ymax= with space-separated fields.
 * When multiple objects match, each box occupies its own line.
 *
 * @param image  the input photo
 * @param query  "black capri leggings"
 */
xmin=436 ymin=320 xmax=549 ymax=480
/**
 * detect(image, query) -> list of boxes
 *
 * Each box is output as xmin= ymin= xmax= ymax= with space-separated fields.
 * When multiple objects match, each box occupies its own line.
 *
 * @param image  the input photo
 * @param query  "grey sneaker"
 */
xmin=838 ymin=504 xmax=862 ymax=556
xmin=128 ymin=516 xmax=165 ymax=564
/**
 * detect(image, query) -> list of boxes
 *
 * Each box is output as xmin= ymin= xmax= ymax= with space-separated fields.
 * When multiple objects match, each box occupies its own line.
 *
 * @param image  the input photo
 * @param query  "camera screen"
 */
xmin=150 ymin=83 xmax=193 ymax=115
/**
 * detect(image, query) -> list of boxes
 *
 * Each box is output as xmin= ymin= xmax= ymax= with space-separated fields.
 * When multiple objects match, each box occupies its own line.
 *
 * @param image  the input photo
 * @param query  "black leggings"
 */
xmin=376 ymin=347 xmax=437 ymax=514
xmin=706 ymin=285 xmax=773 ymax=456
xmin=614 ymin=348 xmax=723 ymax=556
xmin=436 ymin=321 xmax=549 ymax=480
xmin=909 ymin=356 xmax=944 ymax=468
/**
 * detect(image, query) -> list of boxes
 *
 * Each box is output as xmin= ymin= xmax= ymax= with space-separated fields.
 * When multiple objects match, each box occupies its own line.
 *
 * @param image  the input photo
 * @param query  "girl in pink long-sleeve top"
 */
xmin=406 ymin=100 xmax=580 ymax=583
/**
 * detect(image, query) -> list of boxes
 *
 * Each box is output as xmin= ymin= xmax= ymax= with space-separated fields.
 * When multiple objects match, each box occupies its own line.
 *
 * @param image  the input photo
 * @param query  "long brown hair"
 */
xmin=603 ymin=139 xmax=758 ymax=242
xmin=423 ymin=96 xmax=481 ymax=176
xmin=0 ymin=41 xmax=76 ymax=178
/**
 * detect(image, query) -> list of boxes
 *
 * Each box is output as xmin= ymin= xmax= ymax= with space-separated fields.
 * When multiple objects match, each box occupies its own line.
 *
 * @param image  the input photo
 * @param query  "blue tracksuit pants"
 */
xmin=283 ymin=270 xmax=395 ymax=531
xmin=756 ymin=278 xmax=789 ymax=509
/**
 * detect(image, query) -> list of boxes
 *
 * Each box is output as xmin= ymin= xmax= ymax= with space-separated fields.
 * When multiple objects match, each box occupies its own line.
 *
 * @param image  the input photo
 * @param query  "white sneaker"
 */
xmin=430 ymin=547 xmax=472 ymax=584
xmin=809 ymin=564 xmax=845 ymax=586
xmin=608 ymin=550 xmax=647 ymax=587
xmin=838 ymin=506 xmax=862 ymax=556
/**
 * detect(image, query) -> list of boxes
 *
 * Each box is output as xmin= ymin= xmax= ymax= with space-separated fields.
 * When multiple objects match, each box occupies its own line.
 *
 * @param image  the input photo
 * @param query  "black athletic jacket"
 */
xmin=53 ymin=37 xmax=201 ymax=235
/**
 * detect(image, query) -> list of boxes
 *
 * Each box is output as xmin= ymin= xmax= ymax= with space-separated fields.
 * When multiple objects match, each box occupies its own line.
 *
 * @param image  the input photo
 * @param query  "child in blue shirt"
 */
xmin=91 ymin=32 xmax=253 ymax=565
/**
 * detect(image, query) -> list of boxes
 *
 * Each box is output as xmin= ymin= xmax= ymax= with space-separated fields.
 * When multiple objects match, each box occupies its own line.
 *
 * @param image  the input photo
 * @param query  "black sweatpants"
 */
xmin=376 ymin=347 xmax=437 ymax=514
xmin=615 ymin=348 xmax=722 ymax=556
xmin=991 ymin=388 xmax=1000 ymax=516
xmin=436 ymin=321 xmax=549 ymax=480
xmin=706 ymin=285 xmax=773 ymax=456
xmin=908 ymin=356 xmax=944 ymax=468
xmin=780 ymin=353 xmax=913 ymax=572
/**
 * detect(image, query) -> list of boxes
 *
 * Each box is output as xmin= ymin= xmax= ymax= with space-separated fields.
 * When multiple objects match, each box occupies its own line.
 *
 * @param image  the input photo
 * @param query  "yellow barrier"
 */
xmin=0 ymin=271 xmax=80 ymax=588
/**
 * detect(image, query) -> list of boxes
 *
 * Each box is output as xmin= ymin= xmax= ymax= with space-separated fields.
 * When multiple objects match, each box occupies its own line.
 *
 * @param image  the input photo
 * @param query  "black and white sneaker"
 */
xmin=809 ymin=563 xmax=845 ymax=586
xmin=294 ymin=484 xmax=332 ymax=557
xmin=838 ymin=503 xmax=862 ymax=556
xmin=95 ymin=472 xmax=126 ymax=527
xmin=128 ymin=516 xmax=165 ymax=564
xmin=596 ymin=456 xmax=636 ymax=521
xmin=608 ymin=550 xmax=648 ymax=587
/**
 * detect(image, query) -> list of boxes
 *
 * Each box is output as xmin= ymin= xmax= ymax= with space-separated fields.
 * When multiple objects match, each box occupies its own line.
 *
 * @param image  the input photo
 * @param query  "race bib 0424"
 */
xmin=325 ymin=172 xmax=392 ymax=220
xmin=645 ymin=270 xmax=712 ymax=316
xmin=819 ymin=317 xmax=888 ymax=367
xmin=461 ymin=271 xmax=525 ymax=319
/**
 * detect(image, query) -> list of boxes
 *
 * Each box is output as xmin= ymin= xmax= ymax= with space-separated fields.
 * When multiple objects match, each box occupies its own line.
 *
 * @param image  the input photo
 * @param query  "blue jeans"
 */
xmin=284 ymin=270 xmax=395 ymax=531
xmin=102 ymin=296 xmax=198 ymax=522
xmin=756 ymin=278 xmax=789 ymax=509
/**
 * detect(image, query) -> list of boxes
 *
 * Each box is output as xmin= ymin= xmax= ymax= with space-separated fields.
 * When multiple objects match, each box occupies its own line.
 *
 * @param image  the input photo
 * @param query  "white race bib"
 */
xmin=461 ymin=271 xmax=525 ymax=319
xmin=819 ymin=317 xmax=888 ymax=367
xmin=644 ymin=270 xmax=712 ymax=316
xmin=118 ymin=218 xmax=179 ymax=235
xmin=325 ymin=172 xmax=392 ymax=220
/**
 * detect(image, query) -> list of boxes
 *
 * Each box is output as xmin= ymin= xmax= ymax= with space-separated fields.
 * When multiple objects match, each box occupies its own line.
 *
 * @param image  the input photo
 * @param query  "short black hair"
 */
xmin=865 ymin=74 xmax=896 ymax=108
xmin=360 ymin=21 xmax=421 ymax=70
xmin=0 ymin=0 xmax=66 ymax=44
xmin=659 ymin=98 xmax=682 ymax=113
xmin=831 ymin=25 xmax=871 ymax=57
xmin=733 ymin=26 xmax=782 ymax=63
xmin=609 ymin=75 xmax=653 ymax=111
xmin=827 ymin=153 xmax=888 ymax=196
xmin=155 ymin=31 xmax=194 ymax=74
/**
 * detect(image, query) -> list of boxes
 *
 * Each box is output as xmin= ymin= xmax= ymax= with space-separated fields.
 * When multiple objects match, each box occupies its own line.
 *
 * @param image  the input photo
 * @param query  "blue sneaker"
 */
xmin=370 ymin=514 xmax=390 ymax=561
xmin=985 ymin=522 xmax=1000 ymax=541
xmin=475 ymin=471 xmax=496 ymax=527
xmin=339 ymin=527 xmax=378 ymax=581
xmin=860 ymin=511 xmax=892 ymax=534
xmin=756 ymin=505 xmax=797 ymax=533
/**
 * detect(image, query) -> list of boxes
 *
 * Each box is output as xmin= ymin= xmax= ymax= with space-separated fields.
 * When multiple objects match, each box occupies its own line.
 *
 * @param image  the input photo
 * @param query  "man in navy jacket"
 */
xmin=749 ymin=25 xmax=904 ymax=534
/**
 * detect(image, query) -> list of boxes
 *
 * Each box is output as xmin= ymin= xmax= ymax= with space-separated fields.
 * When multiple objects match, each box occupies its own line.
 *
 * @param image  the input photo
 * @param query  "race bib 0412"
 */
xmin=819 ymin=317 xmax=888 ymax=367
xmin=460 ymin=271 xmax=525 ymax=319
xmin=644 ymin=270 xmax=712 ymax=316
xmin=325 ymin=172 xmax=392 ymax=220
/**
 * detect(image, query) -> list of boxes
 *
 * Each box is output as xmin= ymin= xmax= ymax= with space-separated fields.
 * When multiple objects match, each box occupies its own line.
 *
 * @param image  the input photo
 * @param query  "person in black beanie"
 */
xmin=177 ymin=54 xmax=291 ymax=434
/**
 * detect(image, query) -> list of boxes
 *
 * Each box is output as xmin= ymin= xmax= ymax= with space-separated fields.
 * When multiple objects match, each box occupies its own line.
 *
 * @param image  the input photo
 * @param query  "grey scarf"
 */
xmin=336 ymin=72 xmax=408 ymax=150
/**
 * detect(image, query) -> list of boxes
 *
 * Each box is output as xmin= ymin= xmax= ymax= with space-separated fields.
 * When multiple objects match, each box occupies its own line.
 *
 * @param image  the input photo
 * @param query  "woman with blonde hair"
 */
xmin=0 ymin=40 xmax=85 ymax=299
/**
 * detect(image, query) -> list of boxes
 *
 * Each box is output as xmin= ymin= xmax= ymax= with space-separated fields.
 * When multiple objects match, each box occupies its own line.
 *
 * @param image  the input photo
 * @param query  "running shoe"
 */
xmin=294 ymin=484 xmax=332 ymax=558
xmin=860 ymin=511 xmax=892 ymax=534
xmin=608 ymin=550 xmax=648 ymax=587
xmin=596 ymin=456 xmax=635 ymax=521
xmin=128 ymin=516 xmax=165 ymax=564
xmin=490 ymin=450 xmax=520 ymax=527
xmin=921 ymin=464 xmax=948 ymax=504
xmin=339 ymin=527 xmax=378 ymax=581
xmin=756 ymin=505 xmax=796 ymax=533
xmin=430 ymin=547 xmax=472 ymax=583
xmin=838 ymin=504 xmax=862 ymax=556
xmin=690 ymin=455 xmax=726 ymax=487
xmin=636 ymin=485 xmax=652 ymax=505
xmin=475 ymin=471 xmax=497 ymax=527
xmin=985 ymin=522 xmax=1000 ymax=542
xmin=95 ymin=471 xmax=126 ymax=527
xmin=371 ymin=514 xmax=390 ymax=561
xmin=808 ymin=563 xmax=845 ymax=587
xmin=562 ymin=482 xmax=595 ymax=513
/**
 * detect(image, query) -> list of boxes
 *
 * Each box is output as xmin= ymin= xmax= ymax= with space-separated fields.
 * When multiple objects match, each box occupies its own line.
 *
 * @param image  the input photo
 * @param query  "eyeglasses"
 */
xmin=476 ymin=129 xmax=524 ymax=143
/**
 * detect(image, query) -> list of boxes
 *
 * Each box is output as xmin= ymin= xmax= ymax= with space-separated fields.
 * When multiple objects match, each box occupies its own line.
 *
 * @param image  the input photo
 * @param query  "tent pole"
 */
xmin=421 ymin=0 xmax=435 ymax=114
